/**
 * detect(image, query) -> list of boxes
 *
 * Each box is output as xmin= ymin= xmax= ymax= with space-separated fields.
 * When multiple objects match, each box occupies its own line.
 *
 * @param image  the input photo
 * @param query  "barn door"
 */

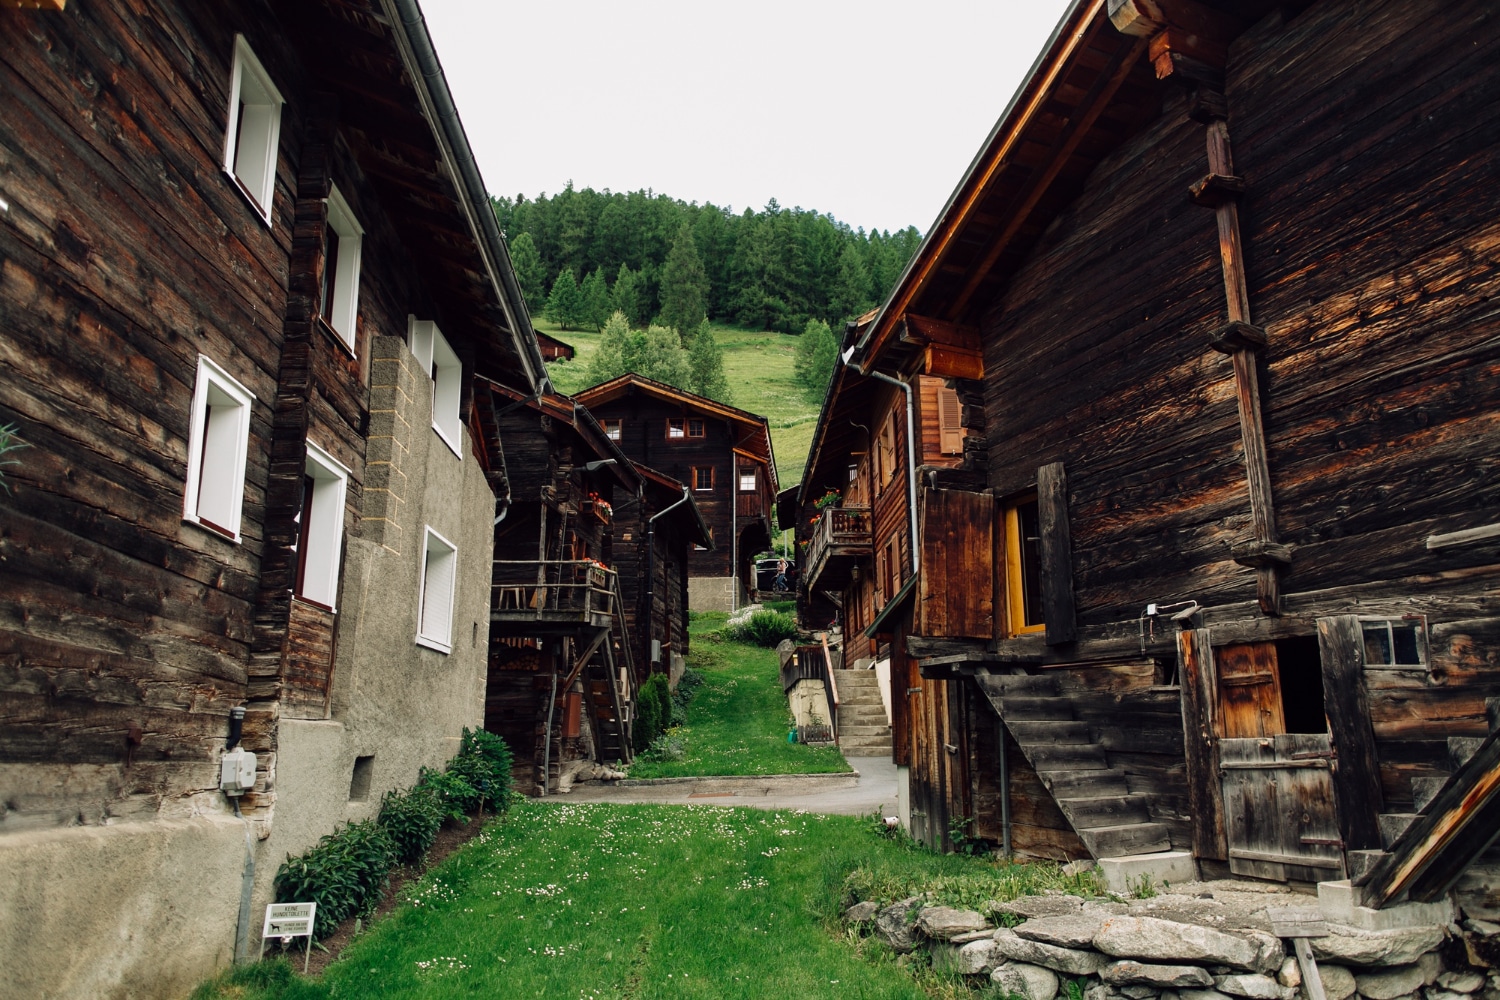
xmin=1213 ymin=642 xmax=1345 ymax=881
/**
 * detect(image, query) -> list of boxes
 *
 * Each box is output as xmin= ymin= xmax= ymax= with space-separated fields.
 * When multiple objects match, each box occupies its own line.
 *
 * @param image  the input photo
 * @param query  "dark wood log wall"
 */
xmin=966 ymin=0 xmax=1500 ymax=824
xmin=0 ymin=1 xmax=297 ymax=823
xmin=871 ymin=386 xmax=912 ymax=608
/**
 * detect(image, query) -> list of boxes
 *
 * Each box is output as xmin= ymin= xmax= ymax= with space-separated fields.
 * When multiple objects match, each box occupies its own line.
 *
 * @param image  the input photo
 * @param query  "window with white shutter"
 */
xmin=417 ymin=527 xmax=458 ymax=653
xmin=222 ymin=36 xmax=283 ymax=225
xmin=410 ymin=319 xmax=464 ymax=459
xmin=320 ymin=185 xmax=363 ymax=352
xmin=184 ymin=355 xmax=256 ymax=541
xmin=294 ymin=442 xmax=349 ymax=609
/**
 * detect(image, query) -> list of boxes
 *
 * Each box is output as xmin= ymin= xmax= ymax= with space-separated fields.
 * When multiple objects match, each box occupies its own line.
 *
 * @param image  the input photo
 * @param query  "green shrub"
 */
xmin=416 ymin=766 xmax=480 ymax=825
xmin=633 ymin=673 xmax=671 ymax=753
xmin=377 ymin=786 xmax=443 ymax=866
xmin=739 ymin=609 xmax=798 ymax=647
xmin=273 ymin=819 xmax=394 ymax=939
xmin=762 ymin=599 xmax=796 ymax=615
xmin=670 ymin=667 xmax=705 ymax=726
xmin=447 ymin=727 xmax=515 ymax=815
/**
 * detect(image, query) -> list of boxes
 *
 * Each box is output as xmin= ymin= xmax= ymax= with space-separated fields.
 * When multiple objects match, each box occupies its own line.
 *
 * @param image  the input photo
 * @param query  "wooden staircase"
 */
xmin=834 ymin=669 xmax=893 ymax=756
xmin=975 ymin=672 xmax=1173 ymax=860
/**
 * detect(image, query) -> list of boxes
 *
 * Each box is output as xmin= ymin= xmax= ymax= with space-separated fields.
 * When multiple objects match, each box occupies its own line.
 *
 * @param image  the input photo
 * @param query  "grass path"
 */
xmin=534 ymin=318 xmax=819 ymax=488
xmin=628 ymin=622 xmax=850 ymax=779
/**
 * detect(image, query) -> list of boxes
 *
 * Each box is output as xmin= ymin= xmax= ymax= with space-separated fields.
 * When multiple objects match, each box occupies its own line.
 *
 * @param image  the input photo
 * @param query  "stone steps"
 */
xmin=829 ymin=668 xmax=891 ymax=755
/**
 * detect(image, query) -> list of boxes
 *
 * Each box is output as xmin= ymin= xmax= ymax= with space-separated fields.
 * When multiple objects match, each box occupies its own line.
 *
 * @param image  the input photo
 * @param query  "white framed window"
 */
xmin=222 ymin=35 xmax=284 ymax=224
xmin=602 ymin=419 xmax=622 ymax=441
xmin=739 ymin=467 xmax=756 ymax=492
xmin=320 ymin=185 xmax=363 ymax=352
xmin=417 ymin=526 xmax=458 ymax=653
xmin=184 ymin=355 xmax=256 ymax=542
xmin=294 ymin=441 xmax=350 ymax=610
xmin=409 ymin=318 xmax=463 ymax=459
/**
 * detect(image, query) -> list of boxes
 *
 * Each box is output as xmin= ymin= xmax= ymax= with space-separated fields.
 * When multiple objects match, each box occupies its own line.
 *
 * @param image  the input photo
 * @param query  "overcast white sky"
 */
xmin=420 ymin=0 xmax=1077 ymax=236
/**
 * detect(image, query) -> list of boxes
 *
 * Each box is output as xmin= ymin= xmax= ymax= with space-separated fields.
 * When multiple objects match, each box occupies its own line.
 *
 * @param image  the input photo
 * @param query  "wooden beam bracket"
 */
xmin=1190 ymin=172 xmax=1246 ymax=207
xmin=1210 ymin=321 xmax=1268 ymax=354
xmin=1232 ymin=539 xmax=1293 ymax=569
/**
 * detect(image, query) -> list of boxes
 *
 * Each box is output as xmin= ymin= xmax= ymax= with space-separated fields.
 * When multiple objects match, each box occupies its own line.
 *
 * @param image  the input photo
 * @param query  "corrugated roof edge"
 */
xmin=384 ymin=0 xmax=550 ymax=393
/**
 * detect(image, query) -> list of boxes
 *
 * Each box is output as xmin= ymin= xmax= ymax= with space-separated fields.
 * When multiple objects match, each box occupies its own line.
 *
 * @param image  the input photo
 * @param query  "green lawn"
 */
xmin=629 ymin=625 xmax=851 ymax=779
xmin=195 ymin=801 xmax=1100 ymax=1000
xmin=535 ymin=317 xmax=820 ymax=488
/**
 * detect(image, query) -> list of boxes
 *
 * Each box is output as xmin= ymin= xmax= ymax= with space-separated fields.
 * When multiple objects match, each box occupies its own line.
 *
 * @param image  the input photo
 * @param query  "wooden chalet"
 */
xmin=613 ymin=464 xmax=714 ymax=686
xmin=0 ymin=0 xmax=545 ymax=993
xmin=476 ymin=383 xmax=644 ymax=789
xmin=537 ymin=329 xmax=576 ymax=362
xmin=576 ymin=374 xmax=778 ymax=611
xmin=795 ymin=0 xmax=1500 ymax=916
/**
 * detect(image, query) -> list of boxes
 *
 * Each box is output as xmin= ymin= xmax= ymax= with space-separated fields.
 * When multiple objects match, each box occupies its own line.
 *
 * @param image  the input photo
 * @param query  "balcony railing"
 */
xmin=492 ymin=559 xmax=616 ymax=629
xmin=804 ymin=505 xmax=872 ymax=591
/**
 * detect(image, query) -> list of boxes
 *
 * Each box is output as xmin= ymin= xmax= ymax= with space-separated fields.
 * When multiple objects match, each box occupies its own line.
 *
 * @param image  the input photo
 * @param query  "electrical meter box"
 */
xmin=220 ymin=747 xmax=257 ymax=797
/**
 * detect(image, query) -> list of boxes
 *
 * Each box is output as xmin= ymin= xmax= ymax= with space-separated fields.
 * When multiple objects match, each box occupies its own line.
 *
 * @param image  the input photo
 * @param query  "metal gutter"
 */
xmin=384 ymin=0 xmax=552 ymax=393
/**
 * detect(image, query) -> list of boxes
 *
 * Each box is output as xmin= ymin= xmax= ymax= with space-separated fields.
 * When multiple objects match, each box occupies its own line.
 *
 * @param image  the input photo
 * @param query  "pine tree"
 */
xmin=546 ymin=267 xmax=584 ymax=330
xmin=831 ymin=242 xmax=873 ymax=320
xmin=686 ymin=320 xmax=731 ymax=404
xmin=611 ymin=263 xmax=642 ymax=327
xmin=508 ymin=232 xmax=547 ymax=314
xmin=587 ymin=311 xmax=634 ymax=385
xmin=794 ymin=318 xmax=838 ymax=399
xmin=658 ymin=224 xmax=709 ymax=341
xmin=580 ymin=266 xmax=611 ymax=331
xmin=632 ymin=325 xmax=690 ymax=390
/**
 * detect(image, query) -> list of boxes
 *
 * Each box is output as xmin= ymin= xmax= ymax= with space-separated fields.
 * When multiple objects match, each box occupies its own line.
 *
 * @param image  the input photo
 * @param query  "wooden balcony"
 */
xmin=803 ymin=505 xmax=871 ymax=592
xmin=491 ymin=559 xmax=616 ymax=633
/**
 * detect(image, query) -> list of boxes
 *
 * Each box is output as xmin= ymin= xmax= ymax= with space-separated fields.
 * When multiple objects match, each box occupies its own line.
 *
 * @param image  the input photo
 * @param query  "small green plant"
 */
xmin=1065 ymin=977 xmax=1088 ymax=1000
xmin=0 ymin=422 xmax=29 ymax=494
xmin=1127 ymin=873 xmax=1159 ymax=898
xmin=737 ymin=609 xmax=798 ymax=647
xmin=377 ymin=786 xmax=443 ymax=865
xmin=273 ymin=819 xmax=395 ymax=939
xmin=447 ymin=727 xmax=515 ymax=814
xmin=813 ymin=488 xmax=842 ymax=510
xmin=632 ymin=673 xmax=672 ymax=752
xmin=948 ymin=814 xmax=990 ymax=857
xmin=416 ymin=766 xmax=481 ymax=824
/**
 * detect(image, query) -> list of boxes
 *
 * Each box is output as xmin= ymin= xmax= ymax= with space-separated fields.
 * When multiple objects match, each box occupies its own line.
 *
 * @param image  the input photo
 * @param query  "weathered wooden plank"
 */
xmin=1214 ymin=641 xmax=1284 ymax=738
xmin=1178 ymin=628 xmax=1227 ymax=860
xmin=1037 ymin=462 xmax=1077 ymax=645
xmin=1318 ymin=615 xmax=1384 ymax=852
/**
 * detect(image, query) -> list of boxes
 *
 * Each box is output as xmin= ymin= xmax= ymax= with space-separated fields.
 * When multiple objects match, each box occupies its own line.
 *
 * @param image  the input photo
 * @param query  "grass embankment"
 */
xmin=194 ymin=803 xmax=1097 ymax=1000
xmin=535 ymin=318 xmax=819 ymax=487
xmin=628 ymin=614 xmax=850 ymax=779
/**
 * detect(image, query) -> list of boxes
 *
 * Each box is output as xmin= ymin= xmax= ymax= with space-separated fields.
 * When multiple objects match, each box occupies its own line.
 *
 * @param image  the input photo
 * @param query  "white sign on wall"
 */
xmin=260 ymin=902 xmax=317 ymax=971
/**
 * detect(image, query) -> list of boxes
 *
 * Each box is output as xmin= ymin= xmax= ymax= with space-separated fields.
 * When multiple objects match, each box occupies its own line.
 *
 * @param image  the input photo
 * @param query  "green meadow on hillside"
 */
xmin=535 ymin=317 xmax=819 ymax=490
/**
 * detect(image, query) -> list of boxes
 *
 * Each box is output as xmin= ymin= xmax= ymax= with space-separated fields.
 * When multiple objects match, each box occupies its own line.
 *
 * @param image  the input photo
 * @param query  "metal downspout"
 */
xmin=864 ymin=370 xmax=920 ymax=579
xmin=645 ymin=487 xmax=694 ymax=657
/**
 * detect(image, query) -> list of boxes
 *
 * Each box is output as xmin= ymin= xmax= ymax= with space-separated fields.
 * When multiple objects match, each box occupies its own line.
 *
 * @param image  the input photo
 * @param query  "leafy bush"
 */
xmin=633 ymin=673 xmax=672 ymax=752
xmin=273 ymin=819 xmax=394 ymax=939
xmin=739 ymin=609 xmax=798 ymax=647
xmin=377 ymin=786 xmax=443 ymax=866
xmin=447 ymin=727 xmax=515 ymax=815
xmin=670 ymin=667 xmax=705 ymax=726
xmin=416 ymin=766 xmax=480 ymax=825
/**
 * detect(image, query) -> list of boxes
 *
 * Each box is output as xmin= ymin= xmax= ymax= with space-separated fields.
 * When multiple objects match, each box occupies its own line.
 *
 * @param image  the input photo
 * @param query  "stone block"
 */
xmin=1121 ymin=987 xmax=1161 ymax=999
xmin=1318 ymin=964 xmax=1357 ymax=1000
xmin=995 ymin=926 xmax=1108 ymax=975
xmin=1318 ymin=880 xmax=1456 ymax=932
xmin=991 ymin=895 xmax=1086 ymax=920
xmin=1212 ymin=973 xmax=1293 ymax=999
xmin=1358 ymin=964 xmax=1429 ymax=1000
xmin=1438 ymin=972 xmax=1486 ymax=993
xmin=1094 ymin=916 xmax=1263 ymax=971
xmin=991 ymin=962 xmax=1061 ymax=1000
xmin=1277 ymin=957 xmax=1301 ymax=989
xmin=1312 ymin=925 xmax=1444 ymax=967
xmin=932 ymin=938 xmax=1003 ymax=975
xmin=1178 ymin=991 xmax=1232 ymax=1000
xmin=917 ymin=905 xmax=990 ymax=939
xmin=1099 ymin=852 xmax=1199 ymax=895
xmin=845 ymin=901 xmax=879 ymax=923
xmin=874 ymin=896 xmax=923 ymax=953
xmin=1101 ymin=960 xmax=1214 ymax=988
xmin=1019 ymin=912 xmax=1110 ymax=949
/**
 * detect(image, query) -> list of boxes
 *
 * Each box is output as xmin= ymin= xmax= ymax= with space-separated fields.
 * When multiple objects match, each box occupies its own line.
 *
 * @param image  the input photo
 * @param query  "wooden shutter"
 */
xmin=938 ymin=387 xmax=963 ymax=454
xmin=918 ymin=488 xmax=994 ymax=638
xmin=1036 ymin=462 xmax=1076 ymax=645
xmin=1214 ymin=642 xmax=1285 ymax=738
xmin=1317 ymin=615 xmax=1384 ymax=851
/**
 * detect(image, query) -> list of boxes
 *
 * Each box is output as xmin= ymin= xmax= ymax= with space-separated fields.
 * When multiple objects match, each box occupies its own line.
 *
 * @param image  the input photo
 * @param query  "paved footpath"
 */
xmin=551 ymin=756 xmax=899 ymax=817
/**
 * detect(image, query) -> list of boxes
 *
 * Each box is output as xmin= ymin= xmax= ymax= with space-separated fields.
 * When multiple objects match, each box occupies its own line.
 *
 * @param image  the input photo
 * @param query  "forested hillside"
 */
xmin=493 ymin=184 xmax=922 ymax=334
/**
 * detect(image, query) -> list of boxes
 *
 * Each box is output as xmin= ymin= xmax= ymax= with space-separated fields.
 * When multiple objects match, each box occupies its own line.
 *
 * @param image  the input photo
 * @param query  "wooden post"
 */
xmin=1037 ymin=462 xmax=1077 ymax=645
xmin=1178 ymin=627 xmax=1227 ymax=860
xmin=1197 ymin=116 xmax=1289 ymax=615
xmin=1317 ymin=616 xmax=1383 ymax=852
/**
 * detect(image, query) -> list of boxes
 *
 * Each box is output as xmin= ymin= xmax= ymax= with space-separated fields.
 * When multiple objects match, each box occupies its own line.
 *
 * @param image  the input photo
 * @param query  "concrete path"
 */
xmin=553 ymin=755 xmax=899 ymax=817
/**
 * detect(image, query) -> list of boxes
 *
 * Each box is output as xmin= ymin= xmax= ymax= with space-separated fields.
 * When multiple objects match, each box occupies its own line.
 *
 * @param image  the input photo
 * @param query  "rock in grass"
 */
xmin=1317 ymin=965 xmax=1357 ymax=1000
xmin=1212 ymin=973 xmax=1293 ymax=999
xmin=931 ymin=938 xmax=1003 ymax=975
xmin=1311 ymin=925 xmax=1444 ymax=967
xmin=991 ymin=961 xmax=1061 ymax=1000
xmin=845 ymin=901 xmax=879 ymax=923
xmin=994 ymin=926 xmax=1107 ymax=975
xmin=917 ymin=905 xmax=990 ymax=939
xmin=1101 ymin=960 xmax=1214 ymax=988
xmin=1094 ymin=917 xmax=1264 ymax=971
xmin=1019 ymin=913 xmax=1110 ymax=949
xmin=874 ymin=897 xmax=924 ymax=953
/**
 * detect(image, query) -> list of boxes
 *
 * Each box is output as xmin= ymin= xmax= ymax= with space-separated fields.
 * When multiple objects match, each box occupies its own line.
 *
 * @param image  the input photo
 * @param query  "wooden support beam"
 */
xmin=1178 ymin=628 xmax=1228 ymax=861
xmin=1317 ymin=616 xmax=1384 ymax=852
xmin=945 ymin=32 xmax=1148 ymax=320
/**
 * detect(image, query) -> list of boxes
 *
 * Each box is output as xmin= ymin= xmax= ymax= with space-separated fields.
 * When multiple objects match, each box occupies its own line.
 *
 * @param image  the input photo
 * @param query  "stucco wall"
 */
xmin=688 ymin=575 xmax=736 ymax=612
xmin=788 ymin=679 xmax=833 ymax=731
xmin=0 ymin=816 xmax=246 ymax=1000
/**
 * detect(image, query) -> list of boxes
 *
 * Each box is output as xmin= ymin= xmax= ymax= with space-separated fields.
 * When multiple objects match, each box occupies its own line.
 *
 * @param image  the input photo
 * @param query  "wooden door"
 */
xmin=1220 ymin=734 xmax=1346 ymax=881
xmin=1215 ymin=642 xmax=1286 ymax=738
